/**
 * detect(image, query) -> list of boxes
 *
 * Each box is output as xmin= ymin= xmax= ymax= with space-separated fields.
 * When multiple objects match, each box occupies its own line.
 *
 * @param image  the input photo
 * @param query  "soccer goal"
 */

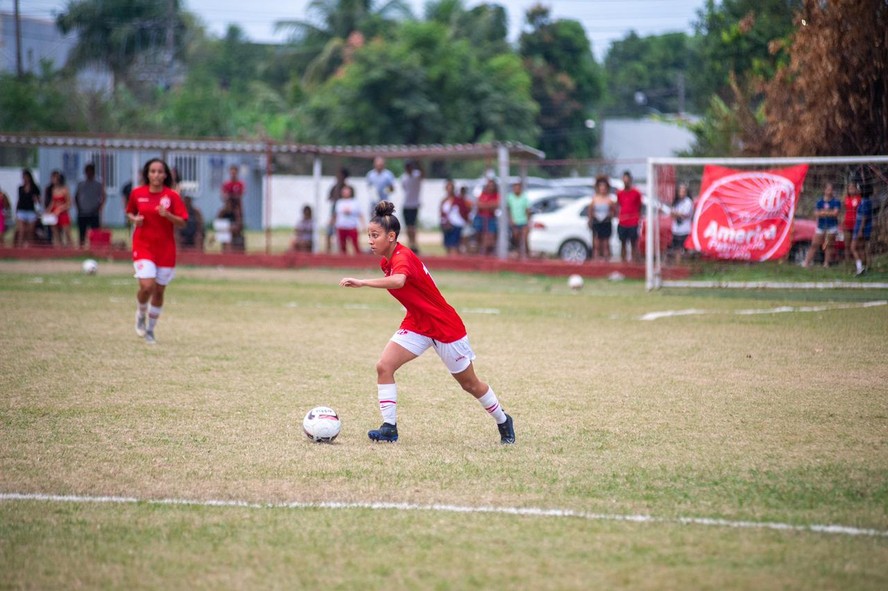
xmin=644 ymin=155 xmax=888 ymax=290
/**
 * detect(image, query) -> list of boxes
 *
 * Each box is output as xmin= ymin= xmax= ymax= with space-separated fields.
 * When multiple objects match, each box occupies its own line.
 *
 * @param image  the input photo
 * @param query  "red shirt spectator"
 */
xmin=617 ymin=186 xmax=643 ymax=228
xmin=843 ymin=188 xmax=862 ymax=232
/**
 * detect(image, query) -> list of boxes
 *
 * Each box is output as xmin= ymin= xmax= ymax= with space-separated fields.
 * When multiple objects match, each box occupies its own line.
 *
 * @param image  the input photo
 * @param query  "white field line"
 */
xmin=1 ymin=492 xmax=886 ymax=538
xmin=663 ymin=280 xmax=888 ymax=289
xmin=641 ymin=300 xmax=887 ymax=321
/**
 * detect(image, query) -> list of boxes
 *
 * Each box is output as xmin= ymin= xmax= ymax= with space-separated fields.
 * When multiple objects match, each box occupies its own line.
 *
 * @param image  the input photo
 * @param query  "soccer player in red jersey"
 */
xmin=126 ymin=158 xmax=188 ymax=344
xmin=339 ymin=201 xmax=515 ymax=444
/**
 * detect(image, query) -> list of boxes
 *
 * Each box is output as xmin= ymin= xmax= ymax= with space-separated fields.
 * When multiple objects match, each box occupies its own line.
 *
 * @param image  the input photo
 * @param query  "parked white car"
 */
xmin=530 ymin=196 xmax=630 ymax=263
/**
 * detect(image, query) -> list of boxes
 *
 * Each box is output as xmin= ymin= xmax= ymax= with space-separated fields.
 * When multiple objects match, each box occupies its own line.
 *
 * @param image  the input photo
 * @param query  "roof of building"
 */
xmin=0 ymin=133 xmax=544 ymax=161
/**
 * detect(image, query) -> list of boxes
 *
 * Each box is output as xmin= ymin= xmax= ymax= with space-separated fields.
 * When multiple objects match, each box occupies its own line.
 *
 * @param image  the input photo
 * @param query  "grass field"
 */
xmin=1 ymin=259 xmax=887 ymax=589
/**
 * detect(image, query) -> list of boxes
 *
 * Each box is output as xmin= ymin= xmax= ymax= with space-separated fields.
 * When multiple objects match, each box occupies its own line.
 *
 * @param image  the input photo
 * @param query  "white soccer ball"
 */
xmin=82 ymin=259 xmax=98 ymax=275
xmin=303 ymin=406 xmax=341 ymax=443
xmin=567 ymin=274 xmax=584 ymax=291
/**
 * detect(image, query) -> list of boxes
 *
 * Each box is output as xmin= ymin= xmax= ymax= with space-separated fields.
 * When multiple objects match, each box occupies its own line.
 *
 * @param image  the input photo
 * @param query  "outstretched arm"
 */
xmin=340 ymin=274 xmax=406 ymax=289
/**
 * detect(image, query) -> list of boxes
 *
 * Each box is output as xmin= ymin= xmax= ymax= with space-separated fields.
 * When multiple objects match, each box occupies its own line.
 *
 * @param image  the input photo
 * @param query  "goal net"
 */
xmin=644 ymin=156 xmax=888 ymax=289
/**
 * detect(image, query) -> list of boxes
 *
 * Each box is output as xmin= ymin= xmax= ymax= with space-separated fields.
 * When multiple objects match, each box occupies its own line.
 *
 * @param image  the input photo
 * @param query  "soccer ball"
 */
xmin=82 ymin=259 xmax=98 ymax=275
xmin=567 ymin=274 xmax=584 ymax=291
xmin=303 ymin=406 xmax=341 ymax=443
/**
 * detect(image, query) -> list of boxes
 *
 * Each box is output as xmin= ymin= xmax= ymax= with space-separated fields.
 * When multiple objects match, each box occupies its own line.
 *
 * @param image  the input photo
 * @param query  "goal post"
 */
xmin=645 ymin=155 xmax=888 ymax=290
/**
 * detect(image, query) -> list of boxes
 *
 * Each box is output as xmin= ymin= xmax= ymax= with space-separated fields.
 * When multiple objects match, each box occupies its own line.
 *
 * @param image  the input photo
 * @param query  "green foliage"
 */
xmin=56 ymin=0 xmax=188 ymax=90
xmin=302 ymin=21 xmax=537 ymax=145
xmin=519 ymin=6 xmax=603 ymax=161
xmin=689 ymin=0 xmax=798 ymax=104
xmin=604 ymin=32 xmax=693 ymax=115
xmin=0 ymin=67 xmax=77 ymax=132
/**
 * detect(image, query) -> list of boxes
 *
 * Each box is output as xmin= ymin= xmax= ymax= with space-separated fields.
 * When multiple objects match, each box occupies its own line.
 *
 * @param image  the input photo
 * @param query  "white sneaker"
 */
xmin=144 ymin=331 xmax=156 ymax=345
xmin=135 ymin=312 xmax=146 ymax=337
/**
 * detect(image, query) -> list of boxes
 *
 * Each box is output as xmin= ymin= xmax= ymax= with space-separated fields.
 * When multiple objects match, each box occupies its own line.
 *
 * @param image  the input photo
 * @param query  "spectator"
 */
xmin=214 ymin=198 xmax=237 ymax=253
xmin=292 ymin=205 xmax=315 ymax=252
xmin=121 ymin=180 xmax=133 ymax=226
xmin=74 ymin=163 xmax=106 ymax=248
xmin=587 ymin=175 xmax=615 ymax=261
xmin=439 ymin=180 xmax=468 ymax=255
xmin=670 ymin=182 xmax=694 ymax=264
xmin=327 ymin=168 xmax=350 ymax=253
xmin=48 ymin=171 xmax=74 ymax=248
xmin=221 ymin=165 xmax=245 ymax=234
xmin=178 ymin=196 xmax=205 ymax=251
xmin=125 ymin=158 xmax=188 ymax=345
xmin=0 ymin=185 xmax=11 ymax=245
xmin=334 ymin=185 xmax=364 ymax=255
xmin=401 ymin=160 xmax=423 ymax=252
xmin=42 ymin=174 xmax=56 ymax=246
xmin=366 ymin=156 xmax=395 ymax=216
xmin=802 ymin=182 xmax=840 ymax=268
xmin=14 ymin=169 xmax=41 ymax=247
xmin=507 ymin=181 xmax=531 ymax=259
xmin=474 ymin=178 xmax=500 ymax=255
xmin=458 ymin=186 xmax=473 ymax=253
xmin=851 ymin=191 xmax=873 ymax=276
xmin=616 ymin=170 xmax=643 ymax=263
xmin=842 ymin=182 xmax=862 ymax=265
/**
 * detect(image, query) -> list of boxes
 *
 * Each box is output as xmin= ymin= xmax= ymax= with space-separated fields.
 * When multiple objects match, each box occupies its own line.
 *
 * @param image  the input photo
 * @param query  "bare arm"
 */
xmin=340 ymin=274 xmax=406 ymax=289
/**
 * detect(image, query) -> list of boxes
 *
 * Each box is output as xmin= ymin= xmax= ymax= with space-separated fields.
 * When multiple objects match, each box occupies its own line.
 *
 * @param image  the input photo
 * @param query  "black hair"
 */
xmin=623 ymin=170 xmax=632 ymax=179
xmin=142 ymin=158 xmax=174 ymax=188
xmin=371 ymin=200 xmax=400 ymax=238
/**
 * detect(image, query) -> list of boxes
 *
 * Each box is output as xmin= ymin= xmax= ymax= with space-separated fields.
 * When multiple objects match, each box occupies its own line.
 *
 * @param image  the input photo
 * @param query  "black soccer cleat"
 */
xmin=497 ymin=414 xmax=515 ymax=444
xmin=368 ymin=422 xmax=398 ymax=443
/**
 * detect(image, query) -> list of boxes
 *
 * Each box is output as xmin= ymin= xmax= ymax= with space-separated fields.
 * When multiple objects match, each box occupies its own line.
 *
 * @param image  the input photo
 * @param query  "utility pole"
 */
xmin=14 ymin=0 xmax=23 ymax=77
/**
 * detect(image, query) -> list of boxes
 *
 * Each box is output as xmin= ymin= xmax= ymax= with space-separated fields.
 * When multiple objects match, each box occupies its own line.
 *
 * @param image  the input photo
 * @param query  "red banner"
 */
xmin=686 ymin=164 xmax=808 ymax=261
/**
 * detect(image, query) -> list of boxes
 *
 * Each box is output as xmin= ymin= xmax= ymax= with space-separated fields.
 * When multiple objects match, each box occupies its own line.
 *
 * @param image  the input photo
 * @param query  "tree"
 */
xmin=275 ymin=0 xmax=412 ymax=87
xmin=603 ymin=32 xmax=693 ymax=116
xmin=760 ymin=0 xmax=888 ymax=156
xmin=301 ymin=21 xmax=537 ymax=145
xmin=690 ymin=0 xmax=800 ymax=104
xmin=519 ymin=4 xmax=603 ymax=160
xmin=56 ymin=0 xmax=189 ymax=91
xmin=424 ymin=0 xmax=510 ymax=59
xmin=685 ymin=0 xmax=801 ymax=155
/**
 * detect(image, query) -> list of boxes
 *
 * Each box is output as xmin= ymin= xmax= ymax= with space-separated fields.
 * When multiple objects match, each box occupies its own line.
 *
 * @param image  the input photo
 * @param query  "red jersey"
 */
xmin=222 ymin=180 xmax=244 ymax=200
xmin=843 ymin=194 xmax=861 ymax=231
xmin=127 ymin=185 xmax=188 ymax=267
xmin=617 ymin=188 xmax=643 ymax=227
xmin=381 ymin=243 xmax=466 ymax=343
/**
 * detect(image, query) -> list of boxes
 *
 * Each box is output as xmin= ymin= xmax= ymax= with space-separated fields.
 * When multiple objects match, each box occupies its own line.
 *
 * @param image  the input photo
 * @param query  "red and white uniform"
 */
xmin=381 ymin=243 xmax=466 ymax=343
xmin=127 ymin=185 xmax=188 ymax=267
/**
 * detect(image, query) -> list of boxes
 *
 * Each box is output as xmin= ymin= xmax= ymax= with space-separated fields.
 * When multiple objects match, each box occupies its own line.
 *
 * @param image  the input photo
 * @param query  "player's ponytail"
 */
xmin=371 ymin=200 xmax=401 ymax=238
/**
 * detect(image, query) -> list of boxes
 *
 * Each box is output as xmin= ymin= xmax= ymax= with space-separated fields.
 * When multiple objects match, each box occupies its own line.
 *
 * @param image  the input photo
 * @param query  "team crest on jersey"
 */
xmin=160 ymin=196 xmax=171 ymax=209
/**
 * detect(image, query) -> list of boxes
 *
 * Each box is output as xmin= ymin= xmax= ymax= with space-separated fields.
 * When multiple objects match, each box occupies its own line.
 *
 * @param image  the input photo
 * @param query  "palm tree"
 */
xmin=275 ymin=0 xmax=412 ymax=87
xmin=57 ymin=0 xmax=187 ymax=91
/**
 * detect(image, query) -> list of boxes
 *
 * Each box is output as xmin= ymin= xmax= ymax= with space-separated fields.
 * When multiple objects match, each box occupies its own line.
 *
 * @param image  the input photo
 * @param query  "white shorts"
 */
xmin=133 ymin=260 xmax=176 ymax=285
xmin=814 ymin=227 xmax=838 ymax=236
xmin=390 ymin=329 xmax=476 ymax=374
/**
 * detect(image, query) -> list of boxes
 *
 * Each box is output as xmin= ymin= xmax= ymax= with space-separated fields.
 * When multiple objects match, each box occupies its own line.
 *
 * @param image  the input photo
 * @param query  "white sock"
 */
xmin=856 ymin=259 xmax=864 ymax=272
xmin=137 ymin=302 xmax=148 ymax=319
xmin=377 ymin=383 xmax=397 ymax=425
xmin=147 ymin=305 xmax=162 ymax=332
xmin=477 ymin=387 xmax=507 ymax=424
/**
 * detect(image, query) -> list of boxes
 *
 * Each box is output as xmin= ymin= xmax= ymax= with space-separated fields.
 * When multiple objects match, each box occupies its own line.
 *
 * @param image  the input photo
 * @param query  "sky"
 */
xmin=22 ymin=0 xmax=706 ymax=61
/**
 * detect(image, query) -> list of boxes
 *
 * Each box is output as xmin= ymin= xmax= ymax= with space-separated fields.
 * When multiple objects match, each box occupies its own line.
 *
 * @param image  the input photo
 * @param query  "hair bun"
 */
xmin=375 ymin=200 xmax=396 ymax=217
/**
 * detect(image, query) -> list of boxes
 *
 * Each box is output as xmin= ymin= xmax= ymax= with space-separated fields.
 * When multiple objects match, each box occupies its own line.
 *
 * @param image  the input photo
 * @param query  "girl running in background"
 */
xmin=339 ymin=201 xmax=515 ymax=444
xmin=126 ymin=158 xmax=188 ymax=344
